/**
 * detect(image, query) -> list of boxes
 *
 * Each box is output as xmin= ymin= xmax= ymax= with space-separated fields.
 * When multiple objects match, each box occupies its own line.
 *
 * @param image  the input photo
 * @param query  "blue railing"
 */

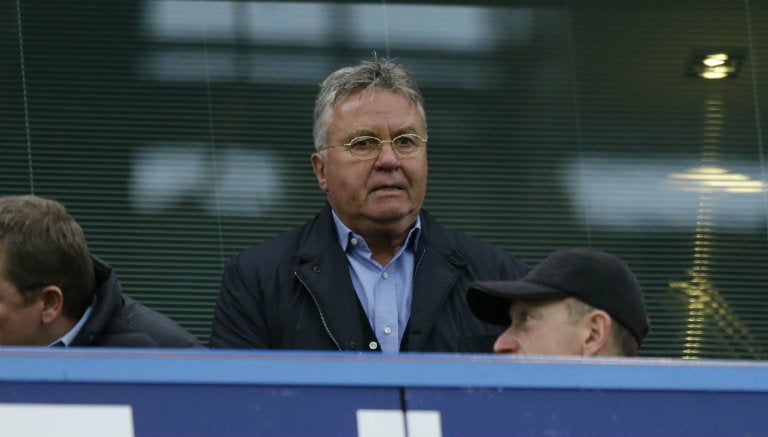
xmin=2 ymin=348 xmax=767 ymax=437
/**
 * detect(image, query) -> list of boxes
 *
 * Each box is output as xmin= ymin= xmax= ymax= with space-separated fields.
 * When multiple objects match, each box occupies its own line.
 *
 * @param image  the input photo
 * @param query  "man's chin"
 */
xmin=368 ymin=206 xmax=419 ymax=225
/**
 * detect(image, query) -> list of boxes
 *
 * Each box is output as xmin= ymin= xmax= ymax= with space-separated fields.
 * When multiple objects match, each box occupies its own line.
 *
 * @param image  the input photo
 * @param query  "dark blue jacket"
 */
xmin=71 ymin=257 xmax=203 ymax=348
xmin=210 ymin=205 xmax=526 ymax=352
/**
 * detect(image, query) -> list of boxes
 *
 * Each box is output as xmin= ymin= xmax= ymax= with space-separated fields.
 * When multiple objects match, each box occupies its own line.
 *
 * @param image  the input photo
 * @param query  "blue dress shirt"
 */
xmin=332 ymin=211 xmax=421 ymax=353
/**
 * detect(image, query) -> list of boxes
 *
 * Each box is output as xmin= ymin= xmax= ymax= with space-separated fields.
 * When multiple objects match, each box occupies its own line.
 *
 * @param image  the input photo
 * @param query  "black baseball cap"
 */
xmin=467 ymin=249 xmax=650 ymax=344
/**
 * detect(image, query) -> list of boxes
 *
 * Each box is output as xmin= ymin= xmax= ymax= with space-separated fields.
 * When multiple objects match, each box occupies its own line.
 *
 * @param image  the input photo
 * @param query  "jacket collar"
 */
xmin=295 ymin=205 xmax=468 ymax=351
xmin=70 ymin=256 xmax=122 ymax=346
xmin=405 ymin=209 xmax=468 ymax=350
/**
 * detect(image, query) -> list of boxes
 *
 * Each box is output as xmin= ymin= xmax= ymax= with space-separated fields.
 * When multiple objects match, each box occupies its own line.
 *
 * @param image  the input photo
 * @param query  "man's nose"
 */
xmin=493 ymin=328 xmax=520 ymax=354
xmin=374 ymin=140 xmax=400 ymax=165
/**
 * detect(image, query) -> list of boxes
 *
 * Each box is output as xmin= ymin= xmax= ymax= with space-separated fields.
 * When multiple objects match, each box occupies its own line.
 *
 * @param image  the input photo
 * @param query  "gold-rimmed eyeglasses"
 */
xmin=319 ymin=133 xmax=427 ymax=160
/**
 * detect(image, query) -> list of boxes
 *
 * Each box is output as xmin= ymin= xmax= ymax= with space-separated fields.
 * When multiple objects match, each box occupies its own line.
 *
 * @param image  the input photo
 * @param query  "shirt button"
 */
xmin=368 ymin=341 xmax=378 ymax=350
xmin=384 ymin=327 xmax=392 ymax=335
xmin=382 ymin=272 xmax=389 ymax=279
xmin=350 ymin=237 xmax=358 ymax=246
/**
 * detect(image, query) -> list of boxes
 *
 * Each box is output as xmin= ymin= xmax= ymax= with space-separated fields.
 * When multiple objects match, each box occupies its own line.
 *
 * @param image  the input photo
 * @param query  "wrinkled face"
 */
xmin=0 ymin=254 xmax=43 ymax=346
xmin=312 ymin=90 xmax=428 ymax=233
xmin=493 ymin=298 xmax=584 ymax=356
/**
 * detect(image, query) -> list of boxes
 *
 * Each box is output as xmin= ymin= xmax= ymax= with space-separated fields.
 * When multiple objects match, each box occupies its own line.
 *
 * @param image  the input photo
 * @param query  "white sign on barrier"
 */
xmin=357 ymin=409 xmax=442 ymax=437
xmin=0 ymin=403 xmax=135 ymax=437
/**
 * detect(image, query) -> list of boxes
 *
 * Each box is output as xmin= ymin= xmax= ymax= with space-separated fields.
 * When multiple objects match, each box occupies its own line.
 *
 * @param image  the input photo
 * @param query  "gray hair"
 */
xmin=313 ymin=59 xmax=427 ymax=151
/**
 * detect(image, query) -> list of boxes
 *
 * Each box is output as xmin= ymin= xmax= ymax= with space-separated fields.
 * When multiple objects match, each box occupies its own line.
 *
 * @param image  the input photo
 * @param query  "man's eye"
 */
xmin=394 ymin=136 xmax=416 ymax=146
xmin=511 ymin=311 xmax=529 ymax=326
xmin=517 ymin=312 xmax=533 ymax=323
xmin=349 ymin=137 xmax=379 ymax=150
xmin=393 ymin=135 xmax=418 ymax=150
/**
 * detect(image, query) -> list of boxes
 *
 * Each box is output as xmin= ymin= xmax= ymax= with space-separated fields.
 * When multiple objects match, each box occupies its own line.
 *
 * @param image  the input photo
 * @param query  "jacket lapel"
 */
xmin=294 ymin=206 xmax=375 ymax=350
xmin=405 ymin=211 xmax=466 ymax=351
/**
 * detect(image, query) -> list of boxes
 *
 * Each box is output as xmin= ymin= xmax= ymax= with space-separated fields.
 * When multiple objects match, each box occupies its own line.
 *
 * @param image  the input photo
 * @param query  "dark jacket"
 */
xmin=70 ymin=258 xmax=203 ymax=348
xmin=209 ymin=205 xmax=526 ymax=352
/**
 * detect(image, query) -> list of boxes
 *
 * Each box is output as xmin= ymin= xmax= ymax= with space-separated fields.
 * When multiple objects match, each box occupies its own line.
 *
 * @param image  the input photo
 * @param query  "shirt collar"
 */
xmin=331 ymin=210 xmax=422 ymax=252
xmin=48 ymin=297 xmax=96 ymax=347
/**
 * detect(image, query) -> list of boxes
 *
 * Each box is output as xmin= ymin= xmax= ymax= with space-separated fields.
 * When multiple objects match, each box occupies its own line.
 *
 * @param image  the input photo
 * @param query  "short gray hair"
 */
xmin=313 ymin=59 xmax=426 ymax=151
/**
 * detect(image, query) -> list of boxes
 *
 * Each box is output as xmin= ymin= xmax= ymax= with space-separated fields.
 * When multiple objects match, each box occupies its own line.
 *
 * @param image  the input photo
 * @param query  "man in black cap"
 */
xmin=467 ymin=249 xmax=649 ymax=357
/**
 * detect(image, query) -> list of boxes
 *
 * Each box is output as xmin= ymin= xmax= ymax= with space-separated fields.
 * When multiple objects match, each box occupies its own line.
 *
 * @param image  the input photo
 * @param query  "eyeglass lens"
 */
xmin=346 ymin=134 xmax=424 ymax=159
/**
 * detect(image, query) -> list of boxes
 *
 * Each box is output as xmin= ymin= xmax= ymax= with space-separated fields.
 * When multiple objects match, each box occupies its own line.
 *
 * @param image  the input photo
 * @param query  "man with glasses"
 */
xmin=210 ymin=58 xmax=527 ymax=353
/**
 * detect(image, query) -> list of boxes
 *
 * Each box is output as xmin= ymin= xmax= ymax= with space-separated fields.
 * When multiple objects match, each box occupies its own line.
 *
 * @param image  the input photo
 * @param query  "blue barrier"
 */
xmin=1 ymin=348 xmax=767 ymax=437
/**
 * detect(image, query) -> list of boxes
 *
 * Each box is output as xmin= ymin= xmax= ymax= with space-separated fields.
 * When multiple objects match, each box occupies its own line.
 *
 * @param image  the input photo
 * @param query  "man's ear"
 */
xmin=39 ymin=285 xmax=64 ymax=325
xmin=311 ymin=152 xmax=329 ymax=192
xmin=580 ymin=310 xmax=612 ymax=356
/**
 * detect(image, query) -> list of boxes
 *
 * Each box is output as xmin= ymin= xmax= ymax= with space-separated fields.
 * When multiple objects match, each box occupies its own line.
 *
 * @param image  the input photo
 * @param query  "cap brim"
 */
xmin=467 ymin=280 xmax=569 ymax=325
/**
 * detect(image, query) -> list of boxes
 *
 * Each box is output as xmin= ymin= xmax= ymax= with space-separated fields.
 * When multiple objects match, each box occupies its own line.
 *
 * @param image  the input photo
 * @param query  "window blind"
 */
xmin=2 ymin=0 xmax=766 ymax=358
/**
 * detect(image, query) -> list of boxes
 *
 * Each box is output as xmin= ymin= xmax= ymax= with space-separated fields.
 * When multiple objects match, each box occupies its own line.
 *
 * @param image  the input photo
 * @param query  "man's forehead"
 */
xmin=330 ymin=91 xmax=426 ymax=137
xmin=335 ymin=89 xmax=417 ymax=113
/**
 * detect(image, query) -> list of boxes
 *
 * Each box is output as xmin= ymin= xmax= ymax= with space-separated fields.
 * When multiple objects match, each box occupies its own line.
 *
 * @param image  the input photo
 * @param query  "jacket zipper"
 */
xmin=295 ymin=272 xmax=342 ymax=351
xmin=414 ymin=247 xmax=426 ymax=273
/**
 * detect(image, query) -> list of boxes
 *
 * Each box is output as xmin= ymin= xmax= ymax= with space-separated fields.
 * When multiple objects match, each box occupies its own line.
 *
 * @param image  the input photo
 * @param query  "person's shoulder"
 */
xmin=420 ymin=210 xmax=527 ymax=272
xmin=227 ymin=223 xmax=308 ymax=272
xmin=110 ymin=295 xmax=203 ymax=348
xmin=420 ymin=209 xmax=504 ymax=251
xmin=239 ymin=226 xmax=304 ymax=254
xmin=228 ymin=207 xmax=331 ymax=266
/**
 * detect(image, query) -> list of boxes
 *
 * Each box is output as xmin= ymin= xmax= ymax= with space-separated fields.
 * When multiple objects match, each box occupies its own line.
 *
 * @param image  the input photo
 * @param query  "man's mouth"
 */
xmin=372 ymin=185 xmax=403 ymax=192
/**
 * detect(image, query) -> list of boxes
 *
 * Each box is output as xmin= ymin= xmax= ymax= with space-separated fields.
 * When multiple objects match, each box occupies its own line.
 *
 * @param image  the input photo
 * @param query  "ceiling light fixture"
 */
xmin=686 ymin=50 xmax=744 ymax=79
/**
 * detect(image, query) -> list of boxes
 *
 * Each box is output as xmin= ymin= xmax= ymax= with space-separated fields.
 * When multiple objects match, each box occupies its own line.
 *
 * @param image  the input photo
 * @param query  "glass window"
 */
xmin=2 ymin=0 xmax=767 ymax=358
